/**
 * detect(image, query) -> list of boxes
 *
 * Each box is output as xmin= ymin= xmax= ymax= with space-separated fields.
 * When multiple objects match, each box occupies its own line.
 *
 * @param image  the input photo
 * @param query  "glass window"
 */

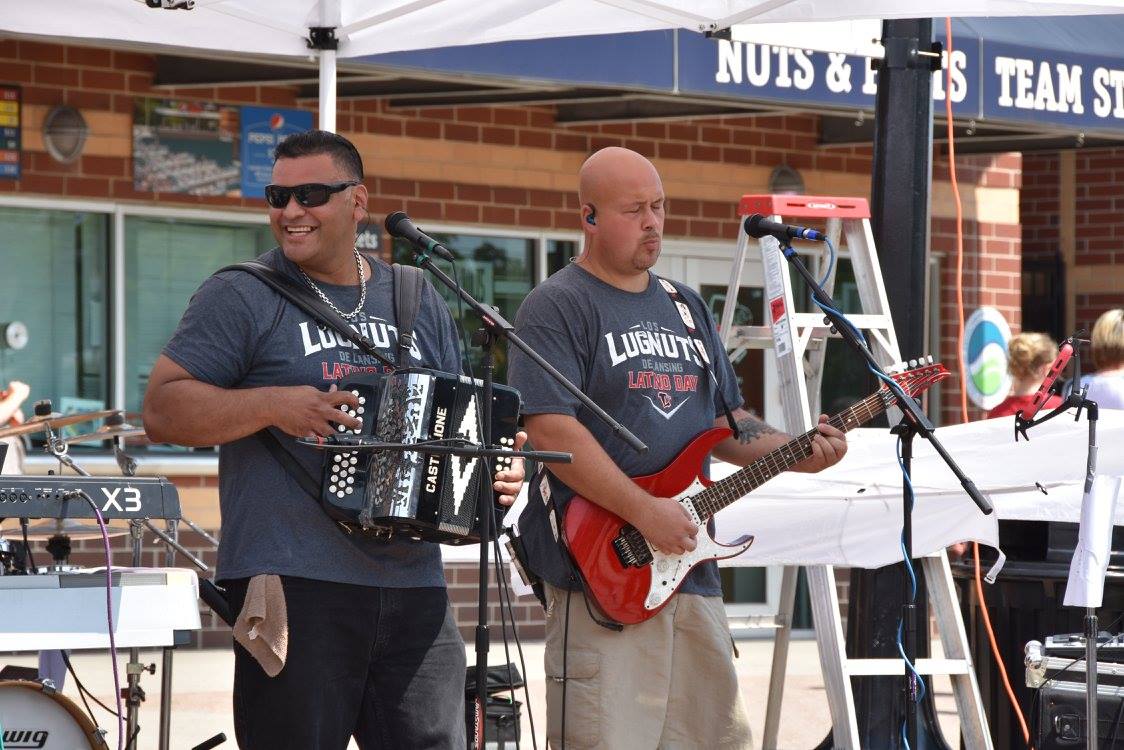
xmin=124 ymin=217 xmax=274 ymax=416
xmin=546 ymin=239 xmax=579 ymax=278
xmin=393 ymin=233 xmax=536 ymax=383
xmin=0 ymin=207 xmax=109 ymax=419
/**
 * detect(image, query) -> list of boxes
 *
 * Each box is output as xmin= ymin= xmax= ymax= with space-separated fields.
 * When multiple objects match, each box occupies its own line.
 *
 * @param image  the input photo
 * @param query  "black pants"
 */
xmin=224 ymin=576 xmax=466 ymax=750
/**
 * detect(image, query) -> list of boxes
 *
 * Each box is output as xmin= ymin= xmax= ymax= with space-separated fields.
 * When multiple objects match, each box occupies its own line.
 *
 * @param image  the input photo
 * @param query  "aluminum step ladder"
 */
xmin=718 ymin=193 xmax=992 ymax=749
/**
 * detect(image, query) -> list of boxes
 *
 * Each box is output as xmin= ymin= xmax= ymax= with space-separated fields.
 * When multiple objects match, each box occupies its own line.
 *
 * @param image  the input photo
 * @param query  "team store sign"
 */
xmin=676 ymin=33 xmax=1124 ymax=133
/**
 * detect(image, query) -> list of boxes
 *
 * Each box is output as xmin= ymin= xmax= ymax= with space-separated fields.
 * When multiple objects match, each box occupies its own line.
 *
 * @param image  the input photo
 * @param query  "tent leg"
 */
xmin=319 ymin=48 xmax=337 ymax=132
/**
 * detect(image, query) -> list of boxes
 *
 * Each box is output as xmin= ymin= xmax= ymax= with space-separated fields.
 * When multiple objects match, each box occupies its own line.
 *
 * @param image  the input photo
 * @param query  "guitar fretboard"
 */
xmin=688 ymin=389 xmax=891 ymax=522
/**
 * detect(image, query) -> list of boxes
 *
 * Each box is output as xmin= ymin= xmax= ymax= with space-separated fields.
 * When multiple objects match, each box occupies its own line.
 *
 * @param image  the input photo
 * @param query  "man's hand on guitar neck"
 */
xmin=793 ymin=414 xmax=847 ymax=473
xmin=713 ymin=408 xmax=847 ymax=473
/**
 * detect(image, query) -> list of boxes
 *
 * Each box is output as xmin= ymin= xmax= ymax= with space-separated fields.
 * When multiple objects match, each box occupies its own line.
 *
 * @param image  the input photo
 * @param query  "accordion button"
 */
xmin=358 ymin=396 xmax=365 ymax=404
xmin=329 ymin=485 xmax=337 ymax=492
xmin=337 ymin=425 xmax=345 ymax=432
xmin=357 ymin=407 xmax=365 ymax=414
xmin=345 ymin=487 xmax=354 ymax=495
xmin=346 ymin=477 xmax=354 ymax=485
xmin=349 ymin=457 xmax=358 ymax=466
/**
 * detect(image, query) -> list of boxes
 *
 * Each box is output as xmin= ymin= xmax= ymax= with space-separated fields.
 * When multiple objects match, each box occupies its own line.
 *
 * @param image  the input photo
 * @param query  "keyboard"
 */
xmin=0 ymin=475 xmax=182 ymax=521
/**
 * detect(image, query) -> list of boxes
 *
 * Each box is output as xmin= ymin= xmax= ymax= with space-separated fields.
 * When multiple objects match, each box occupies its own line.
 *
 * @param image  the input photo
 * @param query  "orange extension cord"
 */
xmin=944 ymin=17 xmax=1033 ymax=747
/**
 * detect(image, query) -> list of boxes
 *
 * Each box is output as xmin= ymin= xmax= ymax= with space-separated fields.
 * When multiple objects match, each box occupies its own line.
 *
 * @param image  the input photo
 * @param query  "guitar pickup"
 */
xmin=612 ymin=526 xmax=653 ymax=569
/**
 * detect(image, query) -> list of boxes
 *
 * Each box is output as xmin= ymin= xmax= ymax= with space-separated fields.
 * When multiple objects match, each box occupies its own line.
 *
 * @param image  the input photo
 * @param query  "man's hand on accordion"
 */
xmin=493 ymin=431 xmax=528 ymax=506
xmin=273 ymin=384 xmax=362 ymax=439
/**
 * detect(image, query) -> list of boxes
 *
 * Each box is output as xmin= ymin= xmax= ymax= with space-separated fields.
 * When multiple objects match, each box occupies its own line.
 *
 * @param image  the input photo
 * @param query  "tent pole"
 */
xmin=319 ymin=48 xmax=337 ymax=132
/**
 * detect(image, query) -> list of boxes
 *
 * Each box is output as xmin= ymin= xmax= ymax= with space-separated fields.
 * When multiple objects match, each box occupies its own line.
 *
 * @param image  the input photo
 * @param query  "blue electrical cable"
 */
xmin=818 ymin=237 xmax=837 ymax=287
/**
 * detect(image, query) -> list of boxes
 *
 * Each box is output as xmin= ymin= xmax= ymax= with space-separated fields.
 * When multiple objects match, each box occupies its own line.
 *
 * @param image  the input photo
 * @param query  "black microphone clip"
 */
xmin=383 ymin=211 xmax=457 ymax=262
xmin=743 ymin=214 xmax=826 ymax=243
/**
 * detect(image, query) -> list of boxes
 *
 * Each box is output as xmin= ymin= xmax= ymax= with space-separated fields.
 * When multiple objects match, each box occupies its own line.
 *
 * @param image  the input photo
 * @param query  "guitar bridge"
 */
xmin=612 ymin=525 xmax=653 ymax=569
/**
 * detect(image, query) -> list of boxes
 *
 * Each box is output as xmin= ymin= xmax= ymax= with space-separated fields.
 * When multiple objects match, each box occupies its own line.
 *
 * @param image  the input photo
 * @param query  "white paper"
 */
xmin=1064 ymin=475 xmax=1123 ymax=608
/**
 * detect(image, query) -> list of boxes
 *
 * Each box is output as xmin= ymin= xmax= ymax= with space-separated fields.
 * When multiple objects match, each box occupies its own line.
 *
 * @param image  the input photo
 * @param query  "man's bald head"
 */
xmin=578 ymin=147 xmax=662 ymax=210
xmin=574 ymin=147 xmax=666 ymax=287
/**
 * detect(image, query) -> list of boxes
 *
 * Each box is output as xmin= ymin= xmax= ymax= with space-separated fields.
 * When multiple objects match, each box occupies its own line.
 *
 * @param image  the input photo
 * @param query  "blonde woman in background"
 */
xmin=1081 ymin=308 xmax=1124 ymax=409
xmin=988 ymin=332 xmax=1065 ymax=418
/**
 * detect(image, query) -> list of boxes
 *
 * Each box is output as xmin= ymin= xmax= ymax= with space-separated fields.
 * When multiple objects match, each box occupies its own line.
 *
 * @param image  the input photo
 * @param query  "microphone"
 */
xmin=384 ymin=211 xmax=456 ymax=262
xmin=1018 ymin=337 xmax=1075 ymax=422
xmin=743 ymin=214 xmax=826 ymax=242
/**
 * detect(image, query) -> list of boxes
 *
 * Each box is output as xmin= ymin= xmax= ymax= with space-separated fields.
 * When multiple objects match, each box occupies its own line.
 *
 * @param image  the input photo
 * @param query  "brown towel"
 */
xmin=233 ymin=574 xmax=288 ymax=677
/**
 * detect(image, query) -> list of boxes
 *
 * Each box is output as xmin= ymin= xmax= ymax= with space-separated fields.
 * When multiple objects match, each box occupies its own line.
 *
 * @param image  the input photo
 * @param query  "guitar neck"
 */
xmin=690 ymin=390 xmax=889 ymax=522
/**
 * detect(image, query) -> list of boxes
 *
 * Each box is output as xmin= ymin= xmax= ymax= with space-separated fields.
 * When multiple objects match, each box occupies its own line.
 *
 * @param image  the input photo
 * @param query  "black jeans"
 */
xmin=224 ymin=576 xmax=466 ymax=750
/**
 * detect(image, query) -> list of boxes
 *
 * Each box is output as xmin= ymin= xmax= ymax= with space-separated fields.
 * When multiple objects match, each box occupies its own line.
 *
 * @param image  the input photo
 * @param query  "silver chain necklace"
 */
xmin=298 ymin=249 xmax=367 ymax=320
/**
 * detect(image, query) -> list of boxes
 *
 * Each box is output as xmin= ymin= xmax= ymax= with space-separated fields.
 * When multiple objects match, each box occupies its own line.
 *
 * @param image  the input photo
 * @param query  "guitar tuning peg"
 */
xmin=927 ymin=355 xmax=934 ymax=364
xmin=910 ymin=359 xmax=919 ymax=368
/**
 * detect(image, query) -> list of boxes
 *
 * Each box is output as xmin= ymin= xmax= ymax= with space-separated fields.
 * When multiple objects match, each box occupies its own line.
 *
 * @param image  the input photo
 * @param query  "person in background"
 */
xmin=0 ymin=380 xmax=30 ymax=474
xmin=1081 ymin=308 xmax=1124 ymax=409
xmin=987 ymin=332 xmax=1064 ymax=418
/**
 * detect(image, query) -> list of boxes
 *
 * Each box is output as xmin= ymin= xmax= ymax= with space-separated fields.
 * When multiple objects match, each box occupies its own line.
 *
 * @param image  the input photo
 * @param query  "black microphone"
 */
xmin=384 ymin=211 xmax=456 ymax=262
xmin=743 ymin=214 xmax=826 ymax=242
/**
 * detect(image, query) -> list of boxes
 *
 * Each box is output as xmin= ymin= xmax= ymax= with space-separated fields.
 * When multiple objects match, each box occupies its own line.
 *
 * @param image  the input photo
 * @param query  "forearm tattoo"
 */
xmin=735 ymin=415 xmax=779 ymax=444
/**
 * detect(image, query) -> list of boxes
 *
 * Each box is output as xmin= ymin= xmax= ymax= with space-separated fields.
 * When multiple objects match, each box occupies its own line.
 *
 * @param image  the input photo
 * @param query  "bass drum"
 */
xmin=0 ymin=680 xmax=108 ymax=749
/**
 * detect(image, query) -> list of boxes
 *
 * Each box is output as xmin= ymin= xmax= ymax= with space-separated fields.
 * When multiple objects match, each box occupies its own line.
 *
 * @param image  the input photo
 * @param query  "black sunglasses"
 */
xmin=264 ymin=180 xmax=359 ymax=209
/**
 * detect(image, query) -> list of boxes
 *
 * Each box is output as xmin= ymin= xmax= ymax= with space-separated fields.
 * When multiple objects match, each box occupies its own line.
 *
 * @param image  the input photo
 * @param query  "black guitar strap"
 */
xmin=655 ymin=275 xmax=741 ymax=439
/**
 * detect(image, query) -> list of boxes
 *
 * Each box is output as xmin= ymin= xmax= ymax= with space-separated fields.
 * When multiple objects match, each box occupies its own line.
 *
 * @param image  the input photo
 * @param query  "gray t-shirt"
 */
xmin=507 ymin=263 xmax=743 ymax=596
xmin=163 ymin=248 xmax=461 ymax=587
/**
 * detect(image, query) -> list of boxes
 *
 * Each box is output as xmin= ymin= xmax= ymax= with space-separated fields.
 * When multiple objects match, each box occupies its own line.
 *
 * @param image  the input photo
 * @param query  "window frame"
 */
xmin=4 ymin=196 xmax=581 ymax=474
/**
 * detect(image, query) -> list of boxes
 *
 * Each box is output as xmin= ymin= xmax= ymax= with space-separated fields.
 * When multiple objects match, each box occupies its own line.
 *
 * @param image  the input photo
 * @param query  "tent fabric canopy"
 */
xmin=9 ymin=1 xmax=1124 ymax=130
xmin=9 ymin=1 xmax=1124 ymax=60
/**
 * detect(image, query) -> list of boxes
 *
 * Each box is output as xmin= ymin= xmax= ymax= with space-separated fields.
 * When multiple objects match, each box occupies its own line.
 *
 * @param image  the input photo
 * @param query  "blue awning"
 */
xmin=361 ymin=16 xmax=1124 ymax=135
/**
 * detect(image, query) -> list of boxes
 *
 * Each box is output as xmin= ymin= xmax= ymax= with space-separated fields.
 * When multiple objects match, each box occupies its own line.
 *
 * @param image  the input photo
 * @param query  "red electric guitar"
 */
xmin=563 ymin=360 xmax=950 ymax=625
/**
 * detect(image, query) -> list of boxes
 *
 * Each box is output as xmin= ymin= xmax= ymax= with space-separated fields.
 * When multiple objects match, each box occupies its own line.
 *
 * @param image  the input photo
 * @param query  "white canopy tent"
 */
xmin=8 ymin=0 xmax=1124 ymax=130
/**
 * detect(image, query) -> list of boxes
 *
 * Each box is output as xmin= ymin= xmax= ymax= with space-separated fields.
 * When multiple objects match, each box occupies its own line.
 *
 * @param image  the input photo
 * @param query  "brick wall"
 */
xmin=3 ymin=38 xmax=1025 ymax=644
xmin=1019 ymin=148 xmax=1124 ymax=353
xmin=1021 ymin=153 xmax=1060 ymax=262
xmin=932 ymin=152 xmax=1023 ymax=424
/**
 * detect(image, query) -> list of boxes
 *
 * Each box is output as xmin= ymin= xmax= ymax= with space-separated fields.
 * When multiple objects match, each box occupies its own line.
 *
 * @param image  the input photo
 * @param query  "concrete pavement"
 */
xmin=1 ymin=636 xmax=963 ymax=749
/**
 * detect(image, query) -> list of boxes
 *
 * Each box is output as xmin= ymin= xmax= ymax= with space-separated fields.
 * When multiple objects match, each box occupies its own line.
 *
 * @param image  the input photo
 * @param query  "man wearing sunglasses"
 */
xmin=143 ymin=130 xmax=525 ymax=749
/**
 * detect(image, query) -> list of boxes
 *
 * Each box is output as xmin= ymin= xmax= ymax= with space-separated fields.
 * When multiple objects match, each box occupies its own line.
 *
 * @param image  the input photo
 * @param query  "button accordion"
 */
xmin=321 ymin=368 xmax=520 ymax=544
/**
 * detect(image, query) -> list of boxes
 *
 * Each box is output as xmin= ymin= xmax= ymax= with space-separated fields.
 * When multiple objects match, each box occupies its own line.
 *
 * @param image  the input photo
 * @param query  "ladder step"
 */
xmin=846 ymin=658 xmax=973 ymax=676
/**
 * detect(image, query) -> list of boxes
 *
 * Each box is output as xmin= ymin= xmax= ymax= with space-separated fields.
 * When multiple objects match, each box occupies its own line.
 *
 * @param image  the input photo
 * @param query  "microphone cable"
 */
xmin=73 ymin=490 xmax=125 ymax=750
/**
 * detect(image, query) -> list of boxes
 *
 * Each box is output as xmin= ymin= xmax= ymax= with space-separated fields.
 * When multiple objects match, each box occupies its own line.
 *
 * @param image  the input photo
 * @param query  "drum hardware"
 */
xmin=63 ymin=412 xmax=146 ymax=445
xmin=0 ymin=403 xmax=120 ymax=440
xmin=19 ymin=519 xmax=131 ymax=542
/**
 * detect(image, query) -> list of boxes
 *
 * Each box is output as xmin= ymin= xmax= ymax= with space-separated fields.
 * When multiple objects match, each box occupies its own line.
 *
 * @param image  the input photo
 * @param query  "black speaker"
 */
xmin=1037 ymin=681 xmax=1124 ymax=748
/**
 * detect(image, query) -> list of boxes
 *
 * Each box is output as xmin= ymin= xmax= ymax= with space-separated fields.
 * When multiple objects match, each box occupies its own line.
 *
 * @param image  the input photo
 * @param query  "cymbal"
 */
xmin=8 ymin=518 xmax=131 ymax=541
xmin=65 ymin=419 xmax=146 ymax=444
xmin=0 ymin=409 xmax=120 ymax=439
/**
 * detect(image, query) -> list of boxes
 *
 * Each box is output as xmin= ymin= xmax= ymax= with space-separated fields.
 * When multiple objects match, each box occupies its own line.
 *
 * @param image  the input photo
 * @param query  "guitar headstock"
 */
xmin=884 ymin=356 xmax=951 ymax=398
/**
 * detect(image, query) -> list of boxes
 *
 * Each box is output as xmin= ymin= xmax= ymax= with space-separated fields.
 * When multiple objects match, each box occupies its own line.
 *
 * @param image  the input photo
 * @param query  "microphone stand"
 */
xmin=406 ymin=245 xmax=648 ymax=749
xmin=1015 ymin=338 xmax=1099 ymax=750
xmin=771 ymin=237 xmax=993 ymax=750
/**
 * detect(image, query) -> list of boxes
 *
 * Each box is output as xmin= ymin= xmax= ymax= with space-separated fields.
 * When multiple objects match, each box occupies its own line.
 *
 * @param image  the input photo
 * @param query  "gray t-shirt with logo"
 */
xmin=163 ymin=248 xmax=461 ymax=587
xmin=508 ymin=263 xmax=743 ymax=596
